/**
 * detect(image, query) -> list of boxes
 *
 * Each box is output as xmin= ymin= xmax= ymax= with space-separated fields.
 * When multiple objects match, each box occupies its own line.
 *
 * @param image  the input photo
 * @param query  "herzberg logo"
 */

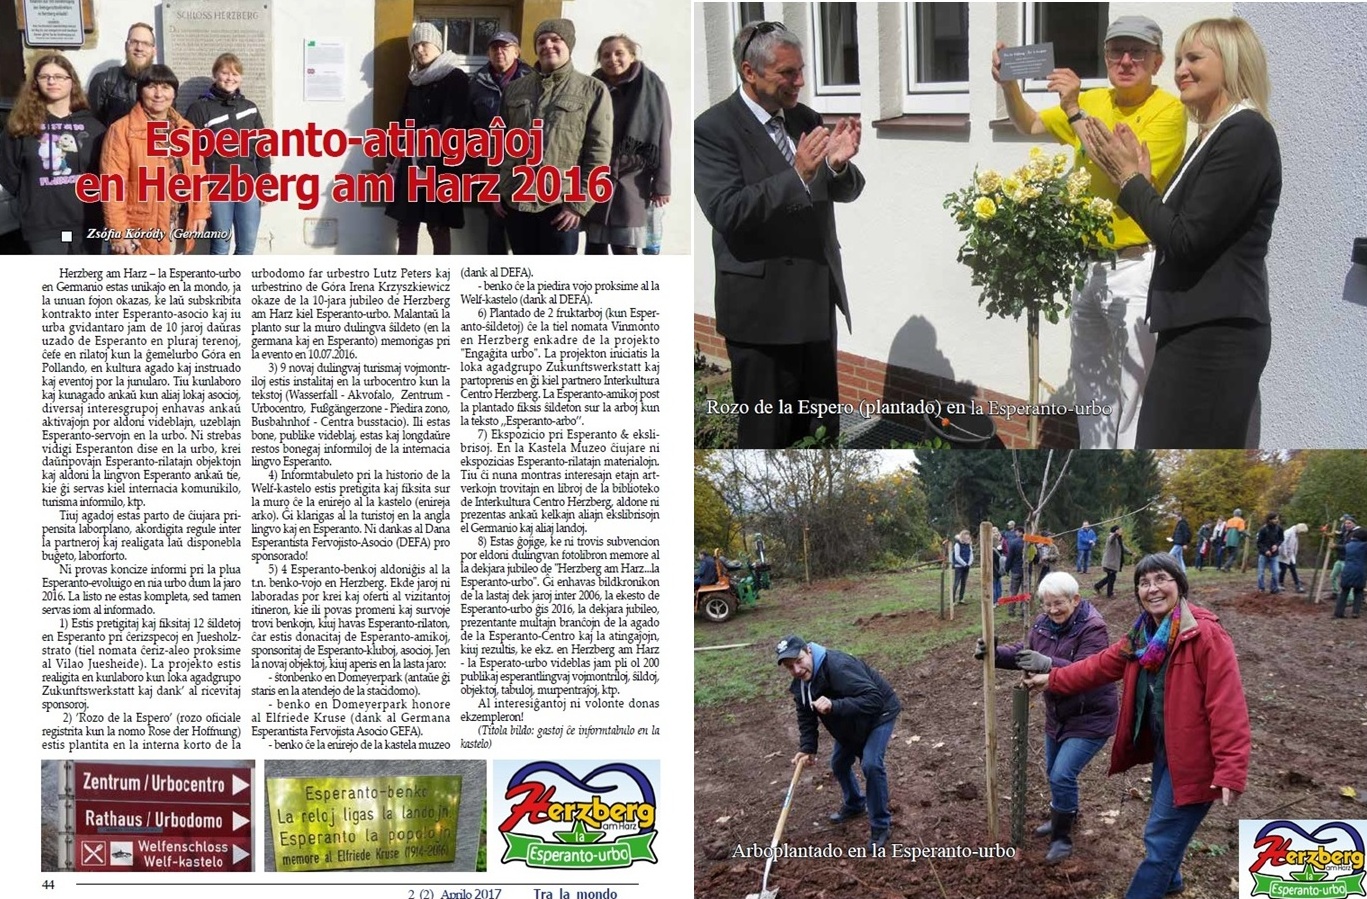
xmin=1242 ymin=820 xmax=1367 ymax=899
xmin=498 ymin=762 xmax=657 ymax=870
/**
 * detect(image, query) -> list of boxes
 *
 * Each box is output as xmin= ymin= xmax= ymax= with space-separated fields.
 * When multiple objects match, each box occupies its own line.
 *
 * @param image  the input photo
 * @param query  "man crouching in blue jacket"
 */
xmin=776 ymin=635 xmax=901 ymax=852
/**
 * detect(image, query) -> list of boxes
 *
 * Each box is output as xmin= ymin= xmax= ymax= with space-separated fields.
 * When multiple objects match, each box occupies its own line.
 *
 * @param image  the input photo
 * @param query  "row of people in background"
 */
xmin=2 ymin=24 xmax=261 ymax=255
xmin=786 ymin=556 xmax=1251 ymax=895
xmin=4 ymin=18 xmax=672 ymax=257
xmin=385 ymin=18 xmax=671 ymax=256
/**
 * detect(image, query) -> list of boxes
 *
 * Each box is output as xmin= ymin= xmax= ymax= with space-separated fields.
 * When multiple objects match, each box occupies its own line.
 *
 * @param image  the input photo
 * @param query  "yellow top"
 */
xmin=1041 ymin=86 xmax=1187 ymax=249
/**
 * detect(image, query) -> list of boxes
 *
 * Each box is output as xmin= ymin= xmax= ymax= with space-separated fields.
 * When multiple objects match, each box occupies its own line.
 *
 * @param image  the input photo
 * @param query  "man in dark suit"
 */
xmin=695 ymin=21 xmax=864 ymax=448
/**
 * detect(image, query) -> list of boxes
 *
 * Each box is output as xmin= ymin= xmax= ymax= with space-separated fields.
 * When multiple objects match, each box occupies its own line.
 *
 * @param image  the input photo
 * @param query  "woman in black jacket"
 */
xmin=384 ymin=22 xmax=469 ymax=254
xmin=186 ymin=53 xmax=269 ymax=254
xmin=584 ymin=34 xmax=671 ymax=255
xmin=0 ymin=54 xmax=104 ymax=254
xmin=1080 ymin=17 xmax=1279 ymax=448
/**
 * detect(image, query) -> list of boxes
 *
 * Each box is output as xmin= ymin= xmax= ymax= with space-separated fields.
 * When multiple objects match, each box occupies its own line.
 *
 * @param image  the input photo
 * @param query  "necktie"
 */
xmin=768 ymin=114 xmax=794 ymax=166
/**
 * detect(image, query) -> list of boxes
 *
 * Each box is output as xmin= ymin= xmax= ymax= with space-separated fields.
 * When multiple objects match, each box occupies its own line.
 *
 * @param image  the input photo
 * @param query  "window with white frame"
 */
xmin=733 ymin=2 xmax=766 ymax=31
xmin=1023 ymin=2 xmax=1108 ymax=84
xmin=811 ymin=2 xmax=859 ymax=97
xmin=415 ymin=5 xmax=512 ymax=72
xmin=904 ymin=2 xmax=969 ymax=113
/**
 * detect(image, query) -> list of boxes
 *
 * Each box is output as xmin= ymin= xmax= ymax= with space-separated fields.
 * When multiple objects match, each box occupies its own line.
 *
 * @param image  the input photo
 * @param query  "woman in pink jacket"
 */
xmin=1023 ymin=553 xmax=1250 ymax=899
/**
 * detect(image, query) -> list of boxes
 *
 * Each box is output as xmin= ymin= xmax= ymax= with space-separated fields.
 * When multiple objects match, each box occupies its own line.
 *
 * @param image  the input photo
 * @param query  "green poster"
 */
xmin=267 ymin=775 xmax=461 ymax=871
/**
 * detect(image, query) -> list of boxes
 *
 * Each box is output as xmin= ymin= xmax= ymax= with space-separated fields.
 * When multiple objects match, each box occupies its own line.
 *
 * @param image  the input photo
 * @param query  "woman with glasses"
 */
xmin=1079 ymin=17 xmax=1280 ymax=448
xmin=976 ymin=571 xmax=1116 ymax=865
xmin=1024 ymin=553 xmax=1251 ymax=899
xmin=0 ymin=54 xmax=105 ymax=254
xmin=101 ymin=65 xmax=208 ymax=254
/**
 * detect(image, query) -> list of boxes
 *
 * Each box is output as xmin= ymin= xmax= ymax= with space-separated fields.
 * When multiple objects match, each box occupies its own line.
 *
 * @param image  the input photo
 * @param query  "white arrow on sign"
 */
xmin=233 ymin=811 xmax=250 ymax=831
xmin=232 ymin=844 xmax=250 ymax=864
xmin=232 ymin=775 xmax=249 ymax=795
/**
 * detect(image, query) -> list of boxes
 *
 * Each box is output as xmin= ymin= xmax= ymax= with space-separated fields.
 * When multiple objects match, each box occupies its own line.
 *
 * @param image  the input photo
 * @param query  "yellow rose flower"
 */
xmin=1088 ymin=197 xmax=1115 ymax=218
xmin=1003 ymin=175 xmax=1022 ymax=196
xmin=1029 ymin=146 xmax=1044 ymax=160
xmin=973 ymin=196 xmax=998 ymax=220
xmin=976 ymin=169 xmax=1003 ymax=193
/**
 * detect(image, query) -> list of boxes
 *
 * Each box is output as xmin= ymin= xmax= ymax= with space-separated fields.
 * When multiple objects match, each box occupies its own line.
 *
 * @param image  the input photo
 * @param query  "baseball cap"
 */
xmin=775 ymin=635 xmax=807 ymax=663
xmin=488 ymin=31 xmax=519 ymax=46
xmin=1105 ymin=15 xmax=1162 ymax=47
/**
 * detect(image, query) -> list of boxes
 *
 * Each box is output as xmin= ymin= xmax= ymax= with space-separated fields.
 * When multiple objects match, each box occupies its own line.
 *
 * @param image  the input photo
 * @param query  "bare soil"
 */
xmin=694 ymin=580 xmax=1367 ymax=898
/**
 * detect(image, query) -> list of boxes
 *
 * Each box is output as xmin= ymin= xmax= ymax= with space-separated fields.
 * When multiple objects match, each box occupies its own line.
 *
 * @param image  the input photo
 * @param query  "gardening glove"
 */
xmin=1015 ymin=649 xmax=1052 ymax=673
xmin=974 ymin=637 xmax=987 ymax=660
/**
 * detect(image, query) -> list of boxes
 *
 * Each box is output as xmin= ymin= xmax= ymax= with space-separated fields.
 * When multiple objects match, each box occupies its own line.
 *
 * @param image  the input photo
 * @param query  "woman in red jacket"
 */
xmin=1023 ymin=553 xmax=1250 ymax=899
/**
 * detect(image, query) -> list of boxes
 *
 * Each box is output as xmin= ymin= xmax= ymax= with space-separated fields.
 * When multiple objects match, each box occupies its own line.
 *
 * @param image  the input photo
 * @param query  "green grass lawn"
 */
xmin=693 ymin=565 xmax=1257 ymax=708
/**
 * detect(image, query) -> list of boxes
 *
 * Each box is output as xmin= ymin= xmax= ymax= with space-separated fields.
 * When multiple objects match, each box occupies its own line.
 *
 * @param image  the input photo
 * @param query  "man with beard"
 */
xmin=89 ymin=23 xmax=156 ymax=126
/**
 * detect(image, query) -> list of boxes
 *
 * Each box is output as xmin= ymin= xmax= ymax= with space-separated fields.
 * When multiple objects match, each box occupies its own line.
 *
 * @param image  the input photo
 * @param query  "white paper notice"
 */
xmin=303 ymin=39 xmax=345 ymax=102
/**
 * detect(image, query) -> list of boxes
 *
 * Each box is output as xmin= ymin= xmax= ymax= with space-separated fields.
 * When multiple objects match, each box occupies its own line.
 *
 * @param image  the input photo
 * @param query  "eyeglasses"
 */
xmin=37 ymin=74 xmax=73 ymax=83
xmin=1105 ymin=47 xmax=1152 ymax=62
xmin=741 ymin=21 xmax=788 ymax=66
xmin=127 ymin=39 xmax=155 ymax=49
xmin=1137 ymin=574 xmax=1176 ymax=590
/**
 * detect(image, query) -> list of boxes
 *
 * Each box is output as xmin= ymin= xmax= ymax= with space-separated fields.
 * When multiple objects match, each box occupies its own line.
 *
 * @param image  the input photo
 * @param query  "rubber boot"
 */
xmin=1034 ymin=817 xmax=1053 ymax=838
xmin=1045 ymin=810 xmax=1075 ymax=865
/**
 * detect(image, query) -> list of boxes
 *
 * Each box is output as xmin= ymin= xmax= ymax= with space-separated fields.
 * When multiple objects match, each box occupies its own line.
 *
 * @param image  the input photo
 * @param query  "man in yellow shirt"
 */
xmin=993 ymin=16 xmax=1187 ymax=449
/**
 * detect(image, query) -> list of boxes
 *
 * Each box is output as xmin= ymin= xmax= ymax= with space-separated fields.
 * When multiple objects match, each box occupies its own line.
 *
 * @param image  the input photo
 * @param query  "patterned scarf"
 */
xmin=1126 ymin=602 xmax=1182 ymax=671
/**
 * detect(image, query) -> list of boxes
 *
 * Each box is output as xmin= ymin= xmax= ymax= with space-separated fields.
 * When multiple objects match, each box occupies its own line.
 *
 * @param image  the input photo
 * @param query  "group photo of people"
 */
xmin=0 ymin=0 xmax=686 ymax=255
xmin=692 ymin=2 xmax=1366 ymax=451
xmin=693 ymin=447 xmax=1367 ymax=899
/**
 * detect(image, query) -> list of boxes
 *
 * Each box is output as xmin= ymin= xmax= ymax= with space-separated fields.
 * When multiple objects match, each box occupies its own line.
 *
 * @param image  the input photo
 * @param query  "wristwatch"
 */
xmin=1067 ymin=109 xmax=1087 ymax=123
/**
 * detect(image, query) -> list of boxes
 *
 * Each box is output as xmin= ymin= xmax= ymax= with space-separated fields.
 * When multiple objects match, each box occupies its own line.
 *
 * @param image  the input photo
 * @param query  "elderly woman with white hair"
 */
xmin=975 ymin=571 xmax=1116 ymax=864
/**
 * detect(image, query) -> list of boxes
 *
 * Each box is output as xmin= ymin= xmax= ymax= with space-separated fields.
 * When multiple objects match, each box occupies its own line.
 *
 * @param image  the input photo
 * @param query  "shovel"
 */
xmin=747 ymin=755 xmax=807 ymax=899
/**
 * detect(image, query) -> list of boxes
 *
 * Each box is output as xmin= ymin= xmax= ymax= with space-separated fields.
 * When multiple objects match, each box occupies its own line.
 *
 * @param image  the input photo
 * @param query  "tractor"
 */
xmin=694 ymin=549 xmax=770 ymax=623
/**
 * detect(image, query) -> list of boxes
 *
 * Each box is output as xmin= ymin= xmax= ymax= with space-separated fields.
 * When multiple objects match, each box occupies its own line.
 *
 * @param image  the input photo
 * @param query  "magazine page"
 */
xmin=8 ymin=1 xmax=694 ymax=897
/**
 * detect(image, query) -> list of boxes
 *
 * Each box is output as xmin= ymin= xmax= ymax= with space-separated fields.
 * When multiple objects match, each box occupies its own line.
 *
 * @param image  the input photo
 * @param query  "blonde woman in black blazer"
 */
xmin=1080 ymin=17 xmax=1280 ymax=448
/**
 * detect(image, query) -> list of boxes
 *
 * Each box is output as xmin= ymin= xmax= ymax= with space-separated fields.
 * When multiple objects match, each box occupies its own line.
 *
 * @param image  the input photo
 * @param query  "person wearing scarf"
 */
xmin=186 ymin=53 xmax=269 ymax=254
xmin=978 ymin=572 xmax=1116 ymax=864
xmin=584 ymin=34 xmax=671 ymax=255
xmin=383 ymin=22 xmax=469 ymax=254
xmin=495 ymin=18 xmax=612 ymax=254
xmin=1024 ymin=553 xmax=1250 ymax=899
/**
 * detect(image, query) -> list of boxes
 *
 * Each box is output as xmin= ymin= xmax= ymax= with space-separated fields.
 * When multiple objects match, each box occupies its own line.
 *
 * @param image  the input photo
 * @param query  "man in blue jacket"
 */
xmin=777 ymin=635 xmax=900 ymax=852
xmin=1075 ymin=521 xmax=1097 ymax=573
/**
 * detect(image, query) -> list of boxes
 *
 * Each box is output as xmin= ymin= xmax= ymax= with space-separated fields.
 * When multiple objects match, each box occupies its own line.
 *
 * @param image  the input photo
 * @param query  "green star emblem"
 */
xmin=553 ymin=820 xmax=605 ymax=844
xmin=1290 ymin=864 xmax=1327 ymax=882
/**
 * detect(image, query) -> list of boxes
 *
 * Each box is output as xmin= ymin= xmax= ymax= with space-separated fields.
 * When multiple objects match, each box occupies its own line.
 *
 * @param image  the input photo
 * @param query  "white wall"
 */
xmin=48 ymin=0 xmax=691 ymax=255
xmin=694 ymin=2 xmax=1363 ymax=446
xmin=1236 ymin=1 xmax=1367 ymax=448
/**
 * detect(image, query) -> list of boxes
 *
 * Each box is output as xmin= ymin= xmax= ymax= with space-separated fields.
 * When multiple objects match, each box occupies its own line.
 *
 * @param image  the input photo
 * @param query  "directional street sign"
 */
xmin=73 ymin=763 xmax=253 ymax=872
xmin=74 ymin=836 xmax=252 ymax=872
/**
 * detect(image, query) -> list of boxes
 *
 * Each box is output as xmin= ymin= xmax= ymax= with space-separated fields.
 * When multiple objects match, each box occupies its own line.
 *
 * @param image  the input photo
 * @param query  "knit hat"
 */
xmin=409 ymin=22 xmax=443 ymax=52
xmin=534 ymin=18 xmax=575 ymax=52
